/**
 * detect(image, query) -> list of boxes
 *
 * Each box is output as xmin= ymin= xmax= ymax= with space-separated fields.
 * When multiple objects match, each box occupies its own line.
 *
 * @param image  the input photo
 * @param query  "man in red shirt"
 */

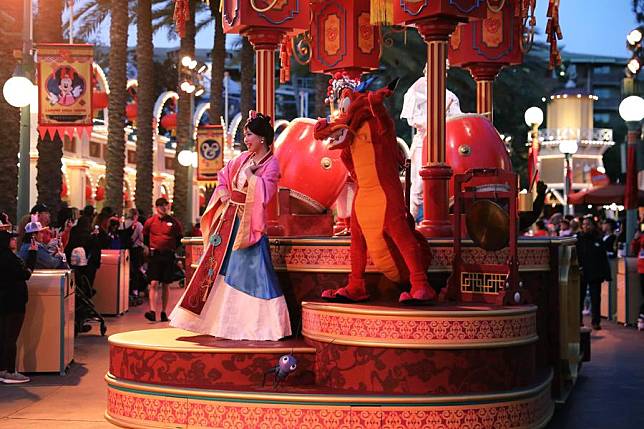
xmin=142 ymin=198 xmax=184 ymax=322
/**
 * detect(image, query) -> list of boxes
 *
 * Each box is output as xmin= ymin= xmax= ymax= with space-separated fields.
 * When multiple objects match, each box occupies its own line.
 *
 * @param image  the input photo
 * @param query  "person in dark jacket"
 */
xmin=0 ymin=228 xmax=37 ymax=384
xmin=576 ymin=216 xmax=611 ymax=330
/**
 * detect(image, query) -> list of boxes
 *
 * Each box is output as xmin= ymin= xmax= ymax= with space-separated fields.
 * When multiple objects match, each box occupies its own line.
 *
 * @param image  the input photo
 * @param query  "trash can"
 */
xmin=93 ymin=249 xmax=130 ymax=316
xmin=16 ymin=269 xmax=75 ymax=374
xmin=616 ymin=257 xmax=642 ymax=325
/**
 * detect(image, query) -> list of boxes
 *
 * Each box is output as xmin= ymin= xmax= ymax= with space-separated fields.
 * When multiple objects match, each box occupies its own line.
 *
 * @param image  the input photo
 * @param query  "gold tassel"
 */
xmin=370 ymin=0 xmax=393 ymax=26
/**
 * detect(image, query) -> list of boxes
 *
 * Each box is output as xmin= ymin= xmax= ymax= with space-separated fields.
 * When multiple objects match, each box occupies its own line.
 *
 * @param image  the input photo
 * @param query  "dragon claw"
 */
xmin=399 ymin=288 xmax=436 ymax=306
xmin=321 ymin=287 xmax=369 ymax=303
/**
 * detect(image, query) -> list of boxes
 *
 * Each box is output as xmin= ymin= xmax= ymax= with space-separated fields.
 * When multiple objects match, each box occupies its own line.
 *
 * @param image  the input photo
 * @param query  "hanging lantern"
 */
xmin=92 ymin=90 xmax=108 ymax=111
xmin=95 ymin=186 xmax=105 ymax=201
xmin=160 ymin=112 xmax=177 ymax=131
xmin=126 ymin=102 xmax=138 ymax=123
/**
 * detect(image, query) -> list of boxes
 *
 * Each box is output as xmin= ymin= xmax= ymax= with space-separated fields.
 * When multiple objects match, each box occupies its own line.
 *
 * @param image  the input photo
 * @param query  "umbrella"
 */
xmin=567 ymin=183 xmax=644 ymax=206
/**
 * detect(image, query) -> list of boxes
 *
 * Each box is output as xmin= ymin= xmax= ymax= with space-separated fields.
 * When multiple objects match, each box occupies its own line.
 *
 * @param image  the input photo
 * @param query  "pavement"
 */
xmin=0 ymin=287 xmax=642 ymax=429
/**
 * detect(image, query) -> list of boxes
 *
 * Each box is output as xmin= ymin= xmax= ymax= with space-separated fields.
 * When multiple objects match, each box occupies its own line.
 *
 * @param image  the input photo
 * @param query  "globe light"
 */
xmin=2 ymin=76 xmax=34 ymax=107
xmin=619 ymin=96 xmax=644 ymax=122
xmin=627 ymin=28 xmax=643 ymax=46
xmin=191 ymin=151 xmax=198 ymax=168
xmin=189 ymin=59 xmax=198 ymax=70
xmin=558 ymin=140 xmax=578 ymax=155
xmin=180 ymin=81 xmax=192 ymax=92
xmin=181 ymin=56 xmax=193 ymax=68
xmin=524 ymin=106 xmax=544 ymax=127
xmin=178 ymin=149 xmax=194 ymax=167
xmin=627 ymin=57 xmax=641 ymax=75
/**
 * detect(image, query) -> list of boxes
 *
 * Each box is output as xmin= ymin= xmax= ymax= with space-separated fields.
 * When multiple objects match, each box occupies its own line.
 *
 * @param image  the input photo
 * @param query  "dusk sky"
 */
xmin=89 ymin=0 xmax=639 ymax=59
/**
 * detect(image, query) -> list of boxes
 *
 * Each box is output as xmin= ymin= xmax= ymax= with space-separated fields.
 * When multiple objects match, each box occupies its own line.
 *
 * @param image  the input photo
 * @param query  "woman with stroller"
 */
xmin=0 ymin=215 xmax=37 ymax=384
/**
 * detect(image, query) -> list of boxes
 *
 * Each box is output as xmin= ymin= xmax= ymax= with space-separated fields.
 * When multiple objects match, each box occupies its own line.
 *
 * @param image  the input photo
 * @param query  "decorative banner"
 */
xmin=197 ymin=125 xmax=225 ymax=181
xmin=37 ymin=43 xmax=94 ymax=140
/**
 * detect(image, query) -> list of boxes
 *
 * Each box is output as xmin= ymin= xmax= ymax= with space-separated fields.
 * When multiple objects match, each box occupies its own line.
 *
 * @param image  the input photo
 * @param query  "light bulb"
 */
xmin=2 ymin=76 xmax=34 ymax=107
xmin=181 ymin=56 xmax=192 ymax=67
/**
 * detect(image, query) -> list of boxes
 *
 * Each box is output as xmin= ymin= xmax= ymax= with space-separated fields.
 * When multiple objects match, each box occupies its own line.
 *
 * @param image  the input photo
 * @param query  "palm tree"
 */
xmin=105 ymin=0 xmax=129 ymax=213
xmin=208 ymin=0 xmax=226 ymax=124
xmin=0 ymin=41 xmax=20 ymax=220
xmin=34 ymin=0 xmax=65 ymax=221
xmin=135 ymin=0 xmax=155 ymax=217
xmin=173 ymin=0 xmax=196 ymax=228
xmin=238 ymin=37 xmax=254 ymax=147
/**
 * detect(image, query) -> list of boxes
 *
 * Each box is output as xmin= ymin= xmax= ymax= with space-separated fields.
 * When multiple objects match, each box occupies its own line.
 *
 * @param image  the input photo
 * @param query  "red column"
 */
xmin=469 ymin=64 xmax=501 ymax=124
xmin=415 ymin=18 xmax=459 ymax=238
xmin=244 ymin=29 xmax=285 ymax=236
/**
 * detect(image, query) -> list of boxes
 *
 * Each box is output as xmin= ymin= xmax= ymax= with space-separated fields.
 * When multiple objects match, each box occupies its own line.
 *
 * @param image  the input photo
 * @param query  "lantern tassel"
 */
xmin=370 ymin=0 xmax=393 ymax=26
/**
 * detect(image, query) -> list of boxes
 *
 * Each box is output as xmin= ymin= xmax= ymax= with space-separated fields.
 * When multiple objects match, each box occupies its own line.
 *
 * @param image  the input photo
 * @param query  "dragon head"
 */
xmin=314 ymin=76 xmax=398 ymax=150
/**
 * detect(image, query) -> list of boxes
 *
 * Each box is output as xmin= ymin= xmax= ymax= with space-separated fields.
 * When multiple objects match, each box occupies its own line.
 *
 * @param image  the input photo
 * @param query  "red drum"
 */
xmin=445 ymin=114 xmax=513 ymax=195
xmin=273 ymin=118 xmax=348 ymax=213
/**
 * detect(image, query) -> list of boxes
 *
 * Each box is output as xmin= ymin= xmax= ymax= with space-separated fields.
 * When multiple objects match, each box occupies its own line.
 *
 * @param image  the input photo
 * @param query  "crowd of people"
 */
xmin=0 ymin=198 xmax=186 ymax=384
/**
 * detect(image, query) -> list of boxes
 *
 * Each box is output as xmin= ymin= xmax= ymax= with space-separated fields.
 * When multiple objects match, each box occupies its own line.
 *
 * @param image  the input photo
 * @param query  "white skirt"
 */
xmin=169 ymin=275 xmax=292 ymax=341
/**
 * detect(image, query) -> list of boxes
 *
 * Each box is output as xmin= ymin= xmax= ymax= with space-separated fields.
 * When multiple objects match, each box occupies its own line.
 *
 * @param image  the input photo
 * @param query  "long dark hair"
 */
xmin=245 ymin=112 xmax=274 ymax=147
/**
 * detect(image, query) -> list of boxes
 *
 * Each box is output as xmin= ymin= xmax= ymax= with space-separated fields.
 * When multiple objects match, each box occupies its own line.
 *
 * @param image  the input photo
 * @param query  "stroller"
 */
xmin=71 ymin=248 xmax=107 ymax=336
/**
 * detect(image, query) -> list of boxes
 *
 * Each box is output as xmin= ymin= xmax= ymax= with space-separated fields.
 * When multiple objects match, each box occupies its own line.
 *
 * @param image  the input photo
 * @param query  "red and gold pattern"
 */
xmin=106 ymin=371 xmax=553 ymax=429
xmin=108 ymin=329 xmax=315 ymax=389
xmin=302 ymin=302 xmax=537 ymax=348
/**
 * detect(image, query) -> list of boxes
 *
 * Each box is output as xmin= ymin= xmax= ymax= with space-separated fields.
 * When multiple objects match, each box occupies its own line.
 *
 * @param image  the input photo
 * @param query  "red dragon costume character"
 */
xmin=314 ymin=76 xmax=435 ymax=304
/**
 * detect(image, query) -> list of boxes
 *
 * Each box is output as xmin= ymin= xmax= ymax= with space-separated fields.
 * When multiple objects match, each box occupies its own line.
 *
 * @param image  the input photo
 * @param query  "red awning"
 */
xmin=567 ymin=183 xmax=644 ymax=206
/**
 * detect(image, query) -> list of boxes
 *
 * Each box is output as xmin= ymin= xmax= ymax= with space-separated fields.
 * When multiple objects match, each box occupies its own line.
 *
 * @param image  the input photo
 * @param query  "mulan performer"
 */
xmin=170 ymin=111 xmax=291 ymax=341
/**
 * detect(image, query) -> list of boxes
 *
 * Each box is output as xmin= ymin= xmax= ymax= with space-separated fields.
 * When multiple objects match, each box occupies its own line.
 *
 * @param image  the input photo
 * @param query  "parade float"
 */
xmin=105 ymin=1 xmax=583 ymax=428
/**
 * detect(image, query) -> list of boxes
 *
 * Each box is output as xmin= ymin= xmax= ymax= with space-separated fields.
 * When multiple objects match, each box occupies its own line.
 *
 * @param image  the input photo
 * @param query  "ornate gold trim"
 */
xmin=301 ymin=301 xmax=537 ymax=317
xmin=301 ymin=330 xmax=538 ymax=349
xmin=108 ymin=329 xmax=315 ymax=354
xmin=105 ymin=370 xmax=553 ymax=405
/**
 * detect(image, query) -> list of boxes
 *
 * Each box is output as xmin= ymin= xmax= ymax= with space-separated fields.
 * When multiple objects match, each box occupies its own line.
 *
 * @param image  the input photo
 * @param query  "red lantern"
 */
xmin=85 ymin=181 xmax=93 ymax=201
xmin=160 ymin=113 xmax=177 ymax=131
xmin=60 ymin=176 xmax=68 ymax=199
xmin=310 ymin=0 xmax=380 ymax=78
xmin=95 ymin=186 xmax=105 ymax=201
xmin=92 ymin=91 xmax=109 ymax=111
xmin=126 ymin=102 xmax=138 ymax=122
xmin=222 ymin=0 xmax=310 ymax=35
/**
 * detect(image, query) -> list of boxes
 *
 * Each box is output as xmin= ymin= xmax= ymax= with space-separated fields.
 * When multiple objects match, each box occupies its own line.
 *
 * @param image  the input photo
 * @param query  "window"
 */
xmin=63 ymin=136 xmax=76 ymax=153
xmin=127 ymin=150 xmax=136 ymax=164
xmin=89 ymin=141 xmax=101 ymax=158
xmin=165 ymin=157 xmax=174 ymax=170
xmin=594 ymin=113 xmax=611 ymax=124
xmin=593 ymin=87 xmax=616 ymax=99
xmin=593 ymin=65 xmax=610 ymax=74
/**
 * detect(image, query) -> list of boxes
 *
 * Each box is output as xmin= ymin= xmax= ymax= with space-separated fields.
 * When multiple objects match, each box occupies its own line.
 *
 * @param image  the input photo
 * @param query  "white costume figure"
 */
xmin=401 ymin=67 xmax=462 ymax=221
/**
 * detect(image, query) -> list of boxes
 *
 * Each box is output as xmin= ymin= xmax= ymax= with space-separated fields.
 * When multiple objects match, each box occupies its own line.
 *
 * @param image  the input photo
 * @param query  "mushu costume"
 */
xmin=314 ymin=77 xmax=435 ymax=304
xmin=170 ymin=151 xmax=291 ymax=341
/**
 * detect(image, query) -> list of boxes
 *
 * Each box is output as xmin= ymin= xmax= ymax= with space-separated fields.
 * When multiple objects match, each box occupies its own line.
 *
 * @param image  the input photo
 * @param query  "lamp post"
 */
xmin=1 ymin=0 xmax=34 ymax=220
xmin=178 ymin=149 xmax=198 ymax=223
xmin=524 ymin=106 xmax=544 ymax=187
xmin=619 ymin=96 xmax=644 ymax=255
xmin=559 ymin=140 xmax=578 ymax=215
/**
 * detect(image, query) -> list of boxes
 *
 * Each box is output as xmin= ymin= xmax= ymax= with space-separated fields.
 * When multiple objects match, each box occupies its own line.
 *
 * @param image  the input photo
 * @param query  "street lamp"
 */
xmin=559 ymin=140 xmax=578 ymax=215
xmin=2 ymin=74 xmax=35 ymax=108
xmin=524 ymin=106 xmax=544 ymax=185
xmin=619 ymin=96 xmax=644 ymax=255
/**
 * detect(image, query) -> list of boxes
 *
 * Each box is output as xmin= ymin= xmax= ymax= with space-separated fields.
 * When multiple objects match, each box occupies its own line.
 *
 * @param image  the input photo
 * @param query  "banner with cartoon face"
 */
xmin=197 ymin=125 xmax=225 ymax=181
xmin=37 ymin=44 xmax=94 ymax=140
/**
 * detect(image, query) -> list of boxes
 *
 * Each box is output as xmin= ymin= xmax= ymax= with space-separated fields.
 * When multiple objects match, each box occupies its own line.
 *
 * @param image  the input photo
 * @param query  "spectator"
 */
xmin=18 ymin=215 xmax=68 ymax=269
xmin=559 ymin=219 xmax=572 ymax=237
xmin=142 ymin=198 xmax=183 ymax=322
xmin=124 ymin=209 xmax=145 ymax=305
xmin=601 ymin=219 xmax=618 ymax=259
xmin=569 ymin=218 xmax=580 ymax=236
xmin=65 ymin=216 xmax=101 ymax=288
xmin=0 ymin=224 xmax=37 ymax=384
xmin=532 ymin=219 xmax=549 ymax=237
xmin=577 ymin=216 xmax=611 ymax=330
xmin=630 ymin=220 xmax=644 ymax=330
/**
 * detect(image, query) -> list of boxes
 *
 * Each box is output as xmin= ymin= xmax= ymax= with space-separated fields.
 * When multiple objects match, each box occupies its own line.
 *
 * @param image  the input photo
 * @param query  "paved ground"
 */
xmin=1 ymin=287 xmax=642 ymax=428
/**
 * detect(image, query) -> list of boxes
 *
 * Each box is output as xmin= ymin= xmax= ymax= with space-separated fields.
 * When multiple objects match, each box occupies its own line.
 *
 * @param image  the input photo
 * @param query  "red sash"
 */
xmin=177 ymin=202 xmax=238 ymax=315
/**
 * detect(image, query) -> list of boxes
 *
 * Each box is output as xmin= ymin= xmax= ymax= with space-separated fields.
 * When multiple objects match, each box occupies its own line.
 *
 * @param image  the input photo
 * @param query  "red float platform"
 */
xmin=106 ymin=301 xmax=554 ymax=428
